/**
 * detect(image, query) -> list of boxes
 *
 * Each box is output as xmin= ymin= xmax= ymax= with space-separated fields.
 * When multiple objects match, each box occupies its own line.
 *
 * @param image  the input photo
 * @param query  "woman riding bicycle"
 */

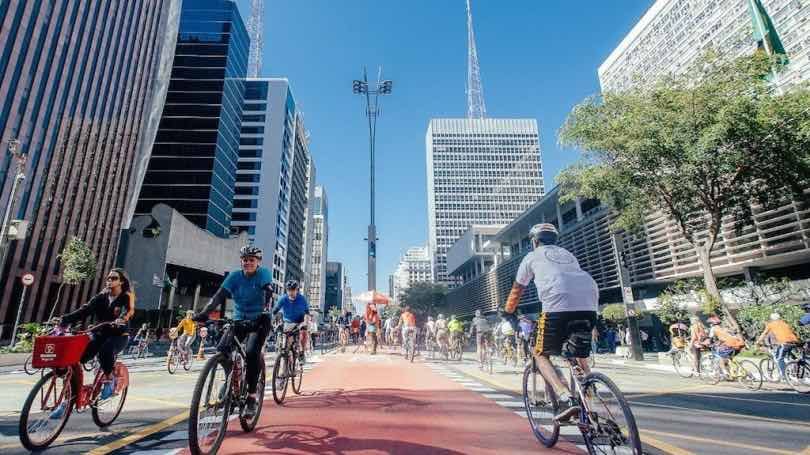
xmin=175 ymin=310 xmax=197 ymax=359
xmin=192 ymin=245 xmax=274 ymax=418
xmin=365 ymin=303 xmax=381 ymax=355
xmin=54 ymin=268 xmax=135 ymax=403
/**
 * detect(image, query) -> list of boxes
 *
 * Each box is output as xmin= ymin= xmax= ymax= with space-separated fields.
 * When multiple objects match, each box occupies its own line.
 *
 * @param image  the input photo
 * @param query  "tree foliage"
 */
xmin=558 ymin=52 xmax=810 ymax=331
xmin=49 ymin=236 xmax=97 ymax=320
xmin=399 ymin=282 xmax=448 ymax=319
xmin=327 ymin=306 xmax=342 ymax=322
xmin=600 ymin=303 xmax=644 ymax=326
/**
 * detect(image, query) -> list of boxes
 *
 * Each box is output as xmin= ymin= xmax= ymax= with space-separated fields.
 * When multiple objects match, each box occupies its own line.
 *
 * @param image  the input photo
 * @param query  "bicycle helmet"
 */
xmin=285 ymin=279 xmax=299 ymax=290
xmin=529 ymin=223 xmax=559 ymax=245
xmin=239 ymin=245 xmax=263 ymax=260
xmin=770 ymin=312 xmax=781 ymax=321
xmin=707 ymin=315 xmax=721 ymax=325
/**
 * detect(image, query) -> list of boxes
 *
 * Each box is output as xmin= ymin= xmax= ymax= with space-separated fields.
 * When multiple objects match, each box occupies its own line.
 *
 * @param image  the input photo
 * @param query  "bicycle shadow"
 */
xmin=242 ymin=424 xmax=466 ymax=455
xmin=279 ymin=387 xmax=430 ymax=413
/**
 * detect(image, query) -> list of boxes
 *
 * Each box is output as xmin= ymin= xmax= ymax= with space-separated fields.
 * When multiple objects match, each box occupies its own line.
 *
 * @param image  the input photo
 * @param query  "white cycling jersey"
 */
xmin=515 ymin=245 xmax=598 ymax=313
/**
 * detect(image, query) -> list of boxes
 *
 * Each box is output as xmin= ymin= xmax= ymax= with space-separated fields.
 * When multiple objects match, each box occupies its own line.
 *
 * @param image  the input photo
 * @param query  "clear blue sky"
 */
xmin=234 ymin=0 xmax=652 ymax=296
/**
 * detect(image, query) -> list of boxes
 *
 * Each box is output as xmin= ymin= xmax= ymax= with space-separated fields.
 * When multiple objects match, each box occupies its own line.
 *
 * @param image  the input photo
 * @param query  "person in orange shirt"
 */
xmin=756 ymin=313 xmax=799 ymax=378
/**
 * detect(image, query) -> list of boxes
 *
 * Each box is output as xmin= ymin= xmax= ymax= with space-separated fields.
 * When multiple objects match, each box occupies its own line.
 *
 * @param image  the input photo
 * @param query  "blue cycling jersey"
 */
xmin=221 ymin=266 xmax=272 ymax=321
xmin=272 ymin=293 xmax=309 ymax=323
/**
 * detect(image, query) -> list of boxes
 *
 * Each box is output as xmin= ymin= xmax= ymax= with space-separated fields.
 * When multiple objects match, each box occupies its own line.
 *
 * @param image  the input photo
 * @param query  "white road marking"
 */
xmin=494 ymin=400 xmax=524 ymax=408
xmin=159 ymin=430 xmax=188 ymax=441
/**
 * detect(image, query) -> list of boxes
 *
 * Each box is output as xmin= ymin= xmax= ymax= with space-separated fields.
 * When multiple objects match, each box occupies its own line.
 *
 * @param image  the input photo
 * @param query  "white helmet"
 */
xmin=529 ymin=223 xmax=559 ymax=244
xmin=770 ymin=312 xmax=781 ymax=321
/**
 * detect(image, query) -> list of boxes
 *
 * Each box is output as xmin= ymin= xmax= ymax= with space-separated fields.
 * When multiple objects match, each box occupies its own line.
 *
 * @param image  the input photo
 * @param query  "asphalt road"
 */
xmin=0 ymin=345 xmax=808 ymax=454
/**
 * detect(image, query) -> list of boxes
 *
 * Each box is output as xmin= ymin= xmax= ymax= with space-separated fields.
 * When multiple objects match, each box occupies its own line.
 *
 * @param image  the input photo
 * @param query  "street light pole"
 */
xmin=0 ymin=139 xmax=25 ymax=274
xmin=353 ymin=67 xmax=392 ymax=292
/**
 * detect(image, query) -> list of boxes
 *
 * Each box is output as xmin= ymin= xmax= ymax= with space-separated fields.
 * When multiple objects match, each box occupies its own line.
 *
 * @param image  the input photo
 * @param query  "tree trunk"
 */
xmin=697 ymin=243 xmax=742 ymax=333
xmin=48 ymin=282 xmax=67 ymax=321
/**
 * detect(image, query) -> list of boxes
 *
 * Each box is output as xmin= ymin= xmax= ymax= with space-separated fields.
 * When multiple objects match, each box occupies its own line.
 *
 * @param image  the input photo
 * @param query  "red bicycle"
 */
xmin=18 ymin=321 xmax=130 ymax=451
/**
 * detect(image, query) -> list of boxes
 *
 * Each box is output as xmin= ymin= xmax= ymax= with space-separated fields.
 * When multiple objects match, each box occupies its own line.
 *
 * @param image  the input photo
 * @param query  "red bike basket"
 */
xmin=31 ymin=334 xmax=91 ymax=369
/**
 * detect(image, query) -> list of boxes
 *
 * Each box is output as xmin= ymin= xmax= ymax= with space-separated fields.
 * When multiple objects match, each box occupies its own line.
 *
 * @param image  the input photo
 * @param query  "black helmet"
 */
xmin=285 ymin=280 xmax=299 ymax=290
xmin=240 ymin=245 xmax=263 ymax=260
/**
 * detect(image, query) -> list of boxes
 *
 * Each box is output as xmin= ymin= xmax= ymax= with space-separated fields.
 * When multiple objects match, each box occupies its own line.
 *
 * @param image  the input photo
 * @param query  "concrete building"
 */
xmin=325 ymin=261 xmax=343 ymax=316
xmin=426 ymin=119 xmax=544 ymax=287
xmin=599 ymin=0 xmax=810 ymax=93
xmin=136 ymin=0 xmax=249 ymax=238
xmin=446 ymin=225 xmax=504 ymax=284
xmin=284 ymin=113 xmax=314 ymax=286
xmin=392 ymin=246 xmax=433 ymax=304
xmin=306 ymin=186 xmax=328 ymax=311
xmin=0 ymin=0 xmax=181 ymax=332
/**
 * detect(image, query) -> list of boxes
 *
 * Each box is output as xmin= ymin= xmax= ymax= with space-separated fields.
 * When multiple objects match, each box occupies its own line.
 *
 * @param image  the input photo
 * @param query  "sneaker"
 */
xmin=49 ymin=401 xmax=67 ymax=420
xmin=243 ymin=396 xmax=258 ymax=418
xmin=100 ymin=377 xmax=116 ymax=400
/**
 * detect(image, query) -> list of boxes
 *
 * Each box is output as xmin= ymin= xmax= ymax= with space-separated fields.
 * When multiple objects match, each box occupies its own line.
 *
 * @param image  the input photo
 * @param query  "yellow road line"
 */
xmin=630 ymin=400 xmax=810 ymax=429
xmin=642 ymin=429 xmax=797 ymax=455
xmin=638 ymin=431 xmax=696 ymax=455
xmin=86 ymin=410 xmax=189 ymax=455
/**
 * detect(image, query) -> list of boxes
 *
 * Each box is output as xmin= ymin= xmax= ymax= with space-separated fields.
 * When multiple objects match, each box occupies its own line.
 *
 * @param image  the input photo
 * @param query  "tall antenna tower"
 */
xmin=247 ymin=0 xmax=264 ymax=77
xmin=466 ymin=0 xmax=486 ymax=119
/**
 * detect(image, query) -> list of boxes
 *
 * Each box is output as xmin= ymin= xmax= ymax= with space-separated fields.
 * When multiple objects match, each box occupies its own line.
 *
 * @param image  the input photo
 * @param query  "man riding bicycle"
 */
xmin=337 ymin=310 xmax=351 ymax=349
xmin=707 ymin=315 xmax=745 ymax=378
xmin=271 ymin=280 xmax=310 ymax=361
xmin=398 ymin=306 xmax=417 ymax=353
xmin=448 ymin=315 xmax=464 ymax=351
xmin=175 ymin=310 xmax=197 ymax=359
xmin=502 ymin=223 xmax=599 ymax=423
xmin=435 ymin=313 xmax=449 ymax=352
xmin=755 ymin=312 xmax=799 ymax=378
xmin=468 ymin=310 xmax=492 ymax=365
xmin=193 ymin=245 xmax=274 ymax=418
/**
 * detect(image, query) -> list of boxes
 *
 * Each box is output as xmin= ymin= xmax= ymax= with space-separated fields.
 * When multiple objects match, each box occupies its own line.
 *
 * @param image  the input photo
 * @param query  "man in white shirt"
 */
xmin=503 ymin=223 xmax=599 ymax=423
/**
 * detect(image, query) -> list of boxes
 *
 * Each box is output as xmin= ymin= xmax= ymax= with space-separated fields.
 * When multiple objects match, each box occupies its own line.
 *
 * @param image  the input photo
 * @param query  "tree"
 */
xmin=49 ymin=237 xmax=97 ymax=320
xmin=723 ymin=276 xmax=807 ymax=339
xmin=327 ymin=306 xmax=342 ymax=322
xmin=601 ymin=304 xmax=642 ymax=327
xmin=558 ymin=52 xmax=810 ymax=332
xmin=399 ymin=282 xmax=448 ymax=319
xmin=655 ymin=280 xmax=698 ymax=325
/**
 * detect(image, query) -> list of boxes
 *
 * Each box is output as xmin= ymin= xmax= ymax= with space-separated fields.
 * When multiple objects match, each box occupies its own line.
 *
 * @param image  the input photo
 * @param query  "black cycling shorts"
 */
xmin=535 ymin=311 xmax=597 ymax=357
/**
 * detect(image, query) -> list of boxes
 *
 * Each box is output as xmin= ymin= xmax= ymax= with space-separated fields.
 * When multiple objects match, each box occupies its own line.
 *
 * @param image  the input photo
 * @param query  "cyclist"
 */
xmin=468 ymin=310 xmax=492 ymax=366
xmin=398 ymin=306 xmax=417 ymax=354
xmin=707 ymin=315 xmax=745 ymax=378
xmin=365 ymin=303 xmax=381 ymax=355
xmin=518 ymin=314 xmax=535 ymax=361
xmin=667 ymin=320 xmax=689 ymax=354
xmin=801 ymin=303 xmax=810 ymax=326
xmin=448 ymin=315 xmax=464 ymax=353
xmin=192 ymin=245 xmax=274 ymax=418
xmin=337 ymin=310 xmax=351 ymax=350
xmin=689 ymin=316 xmax=710 ymax=373
xmin=175 ymin=310 xmax=197 ymax=360
xmin=272 ymin=280 xmax=310 ymax=360
xmin=755 ymin=312 xmax=799 ymax=378
xmin=502 ymin=223 xmax=599 ymax=423
xmin=130 ymin=323 xmax=149 ymax=349
xmin=497 ymin=314 xmax=516 ymax=357
xmin=54 ymin=268 xmax=135 ymax=405
xmin=425 ymin=316 xmax=436 ymax=350
xmin=435 ymin=313 xmax=449 ymax=353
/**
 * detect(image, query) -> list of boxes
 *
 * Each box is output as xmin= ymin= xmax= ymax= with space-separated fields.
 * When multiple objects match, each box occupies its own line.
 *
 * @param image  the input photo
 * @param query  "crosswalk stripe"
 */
xmin=464 ymin=386 xmax=496 ymax=392
xmin=482 ymin=393 xmax=513 ymax=400
xmin=127 ymin=449 xmax=183 ymax=455
xmin=494 ymin=400 xmax=524 ymax=408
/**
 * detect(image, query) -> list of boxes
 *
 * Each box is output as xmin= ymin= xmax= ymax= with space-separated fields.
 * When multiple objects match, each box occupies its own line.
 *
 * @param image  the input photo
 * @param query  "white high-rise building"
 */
xmin=599 ymin=0 xmax=810 ymax=93
xmin=392 ymin=246 xmax=433 ymax=304
xmin=426 ymin=119 xmax=544 ymax=286
xmin=306 ymin=185 xmax=328 ymax=311
xmin=234 ymin=78 xmax=306 ymax=294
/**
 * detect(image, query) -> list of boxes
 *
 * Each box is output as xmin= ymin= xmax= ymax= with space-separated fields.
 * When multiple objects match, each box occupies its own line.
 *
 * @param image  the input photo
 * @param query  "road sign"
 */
xmin=21 ymin=273 xmax=34 ymax=286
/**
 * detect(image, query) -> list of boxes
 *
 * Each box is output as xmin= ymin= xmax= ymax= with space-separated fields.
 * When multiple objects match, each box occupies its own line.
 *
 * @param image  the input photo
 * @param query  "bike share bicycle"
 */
xmin=19 ymin=322 xmax=130 ymax=451
xmin=188 ymin=318 xmax=266 ymax=455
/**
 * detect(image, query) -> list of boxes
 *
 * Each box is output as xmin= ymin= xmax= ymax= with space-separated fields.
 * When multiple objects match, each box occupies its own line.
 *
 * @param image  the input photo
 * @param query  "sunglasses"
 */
xmin=106 ymin=275 xmax=121 ymax=282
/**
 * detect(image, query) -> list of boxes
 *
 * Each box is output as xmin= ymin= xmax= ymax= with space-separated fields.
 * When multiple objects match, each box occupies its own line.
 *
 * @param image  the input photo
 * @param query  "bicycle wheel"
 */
xmin=291 ymin=355 xmax=303 ymax=395
xmin=167 ymin=350 xmax=178 ymax=374
xmin=83 ymin=358 xmax=97 ymax=372
xmin=239 ymin=360 xmax=265 ymax=432
xmin=23 ymin=355 xmax=37 ymax=375
xmin=672 ymin=351 xmax=694 ymax=378
xmin=272 ymin=354 xmax=289 ymax=404
xmin=759 ymin=357 xmax=779 ymax=382
xmin=184 ymin=350 xmax=194 ymax=371
xmin=521 ymin=361 xmax=559 ymax=447
xmin=92 ymin=363 xmax=129 ymax=427
xmin=699 ymin=356 xmax=721 ymax=385
xmin=785 ymin=360 xmax=810 ymax=393
xmin=735 ymin=359 xmax=762 ymax=391
xmin=188 ymin=354 xmax=232 ymax=455
xmin=580 ymin=371 xmax=642 ymax=455
xmin=19 ymin=370 xmax=74 ymax=451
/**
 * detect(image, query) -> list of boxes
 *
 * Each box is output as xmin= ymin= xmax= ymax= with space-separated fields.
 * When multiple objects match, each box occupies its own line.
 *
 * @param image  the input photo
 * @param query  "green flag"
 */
xmin=747 ymin=0 xmax=788 ymax=64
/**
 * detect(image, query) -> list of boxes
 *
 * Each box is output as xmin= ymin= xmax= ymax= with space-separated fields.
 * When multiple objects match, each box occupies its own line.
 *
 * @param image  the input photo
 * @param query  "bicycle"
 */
xmin=477 ymin=333 xmax=495 ymax=374
xmin=167 ymin=336 xmax=194 ymax=374
xmin=759 ymin=343 xmax=800 ymax=383
xmin=670 ymin=347 xmax=699 ymax=378
xmin=449 ymin=332 xmax=465 ymax=361
xmin=272 ymin=322 xmax=306 ymax=404
xmin=703 ymin=347 xmax=762 ymax=390
xmin=522 ymin=328 xmax=641 ymax=454
xmin=338 ymin=326 xmax=349 ymax=353
xmin=19 ymin=322 xmax=130 ymax=451
xmin=784 ymin=342 xmax=810 ymax=393
xmin=500 ymin=334 xmax=518 ymax=367
xmin=188 ymin=319 xmax=266 ymax=455
xmin=402 ymin=327 xmax=417 ymax=362
xmin=127 ymin=337 xmax=151 ymax=359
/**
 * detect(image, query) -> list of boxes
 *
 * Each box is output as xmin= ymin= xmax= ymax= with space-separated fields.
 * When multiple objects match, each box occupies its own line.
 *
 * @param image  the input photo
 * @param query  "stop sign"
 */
xmin=21 ymin=273 xmax=34 ymax=286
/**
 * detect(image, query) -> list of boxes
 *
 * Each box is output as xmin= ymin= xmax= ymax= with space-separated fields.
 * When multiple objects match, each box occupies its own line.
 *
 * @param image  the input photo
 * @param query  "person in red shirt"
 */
xmin=351 ymin=317 xmax=361 ymax=345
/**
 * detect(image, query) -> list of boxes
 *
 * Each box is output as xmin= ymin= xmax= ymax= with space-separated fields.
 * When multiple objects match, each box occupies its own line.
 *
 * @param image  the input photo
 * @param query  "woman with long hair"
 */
xmin=55 ymin=268 xmax=135 ymax=400
xmin=365 ymin=303 xmax=381 ymax=355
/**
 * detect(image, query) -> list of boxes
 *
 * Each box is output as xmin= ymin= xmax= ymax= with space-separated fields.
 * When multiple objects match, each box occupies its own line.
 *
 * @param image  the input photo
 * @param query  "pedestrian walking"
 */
xmin=365 ymin=303 xmax=381 ymax=355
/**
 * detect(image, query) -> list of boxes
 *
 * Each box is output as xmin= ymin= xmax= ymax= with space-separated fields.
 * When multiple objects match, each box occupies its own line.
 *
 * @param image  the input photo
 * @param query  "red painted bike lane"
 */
xmin=183 ymin=352 xmax=583 ymax=454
